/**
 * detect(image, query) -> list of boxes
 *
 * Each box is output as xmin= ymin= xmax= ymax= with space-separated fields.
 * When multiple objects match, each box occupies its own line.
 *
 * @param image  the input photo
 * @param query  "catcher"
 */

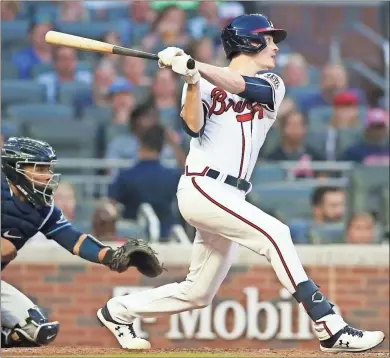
xmin=1 ymin=137 xmax=163 ymax=348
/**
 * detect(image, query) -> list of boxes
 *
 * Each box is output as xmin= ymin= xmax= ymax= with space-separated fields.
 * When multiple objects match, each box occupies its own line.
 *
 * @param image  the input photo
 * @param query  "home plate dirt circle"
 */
xmin=1 ymin=347 xmax=389 ymax=357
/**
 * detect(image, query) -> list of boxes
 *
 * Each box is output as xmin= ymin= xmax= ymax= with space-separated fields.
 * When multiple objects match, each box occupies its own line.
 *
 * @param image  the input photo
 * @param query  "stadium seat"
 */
xmin=1 ymin=80 xmax=46 ymax=108
xmin=56 ymin=21 xmax=122 ymax=40
xmin=30 ymin=2 xmax=59 ymax=20
xmin=58 ymin=82 xmax=91 ymax=106
xmin=82 ymin=106 xmax=113 ymax=124
xmin=117 ymin=220 xmax=147 ymax=239
xmin=350 ymin=165 xmax=390 ymax=216
xmin=249 ymin=183 xmax=316 ymax=220
xmin=7 ymin=104 xmax=74 ymax=121
xmin=250 ymin=165 xmax=285 ymax=184
xmin=308 ymin=106 xmax=333 ymax=126
xmin=24 ymin=118 xmax=99 ymax=159
xmin=1 ymin=20 xmax=29 ymax=46
xmin=105 ymin=124 xmax=129 ymax=145
xmin=336 ymin=128 xmax=363 ymax=158
xmin=309 ymin=222 xmax=345 ymax=244
xmin=308 ymin=66 xmax=321 ymax=85
xmin=286 ymin=86 xmax=318 ymax=103
xmin=1 ymin=62 xmax=20 ymax=80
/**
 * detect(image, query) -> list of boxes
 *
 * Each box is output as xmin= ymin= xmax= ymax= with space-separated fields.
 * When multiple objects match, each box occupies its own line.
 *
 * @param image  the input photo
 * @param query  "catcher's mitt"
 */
xmin=103 ymin=238 xmax=164 ymax=277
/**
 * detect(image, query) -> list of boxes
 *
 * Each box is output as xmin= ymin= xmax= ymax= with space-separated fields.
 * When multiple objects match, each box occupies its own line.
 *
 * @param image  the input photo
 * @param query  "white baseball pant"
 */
xmin=107 ymin=173 xmax=309 ymax=322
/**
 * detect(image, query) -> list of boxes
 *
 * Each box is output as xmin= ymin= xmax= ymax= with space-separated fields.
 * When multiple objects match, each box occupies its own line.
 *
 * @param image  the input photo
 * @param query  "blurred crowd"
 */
xmin=1 ymin=1 xmax=389 ymax=245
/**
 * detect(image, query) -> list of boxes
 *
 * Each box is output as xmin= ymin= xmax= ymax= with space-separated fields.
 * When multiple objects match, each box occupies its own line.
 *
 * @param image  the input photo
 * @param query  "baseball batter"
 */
xmin=98 ymin=14 xmax=385 ymax=352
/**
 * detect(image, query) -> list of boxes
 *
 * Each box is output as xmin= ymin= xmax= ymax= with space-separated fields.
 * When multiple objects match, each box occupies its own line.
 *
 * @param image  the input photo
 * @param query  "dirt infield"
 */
xmin=1 ymin=347 xmax=389 ymax=357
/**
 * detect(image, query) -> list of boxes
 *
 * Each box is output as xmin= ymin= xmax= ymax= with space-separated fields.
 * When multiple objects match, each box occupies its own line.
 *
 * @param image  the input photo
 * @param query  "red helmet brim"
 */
xmin=252 ymin=28 xmax=287 ymax=44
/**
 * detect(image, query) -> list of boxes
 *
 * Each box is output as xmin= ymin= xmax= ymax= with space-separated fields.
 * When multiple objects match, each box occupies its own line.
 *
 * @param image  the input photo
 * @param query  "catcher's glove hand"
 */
xmin=102 ymin=238 xmax=164 ymax=277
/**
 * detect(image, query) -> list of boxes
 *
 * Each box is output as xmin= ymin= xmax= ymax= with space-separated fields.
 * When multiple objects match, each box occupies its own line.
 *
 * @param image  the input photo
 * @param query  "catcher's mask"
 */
xmin=1 ymin=137 xmax=61 ymax=207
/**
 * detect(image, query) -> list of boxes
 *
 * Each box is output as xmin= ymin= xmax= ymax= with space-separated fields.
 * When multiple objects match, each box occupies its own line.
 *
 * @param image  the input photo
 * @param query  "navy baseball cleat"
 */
xmin=97 ymin=306 xmax=151 ymax=350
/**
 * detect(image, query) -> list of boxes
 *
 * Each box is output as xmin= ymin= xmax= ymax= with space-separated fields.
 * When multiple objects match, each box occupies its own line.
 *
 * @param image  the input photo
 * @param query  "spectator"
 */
xmin=119 ymin=0 xmax=154 ymax=46
xmin=108 ymin=125 xmax=182 ymax=241
xmin=1 ymin=1 xmax=20 ymax=20
xmin=150 ymin=69 xmax=180 ymax=130
xmin=266 ymin=111 xmax=324 ymax=162
xmin=107 ymin=79 xmax=136 ymax=124
xmin=11 ymin=21 xmax=53 ymax=79
xmin=311 ymin=186 xmax=346 ymax=224
xmin=277 ymin=97 xmax=297 ymax=123
xmin=324 ymin=91 xmax=360 ymax=160
xmin=281 ymin=53 xmax=309 ymax=88
xmin=142 ymin=5 xmax=189 ymax=53
xmin=99 ymin=31 xmax=121 ymax=70
xmin=298 ymin=64 xmax=366 ymax=115
xmin=74 ymin=64 xmax=116 ymax=117
xmin=53 ymin=181 xmax=76 ymax=222
xmin=188 ymin=2 xmax=220 ymax=42
xmin=37 ymin=46 xmax=92 ymax=103
xmin=120 ymin=55 xmax=151 ymax=104
xmin=91 ymin=202 xmax=126 ymax=242
xmin=105 ymin=101 xmax=185 ymax=168
xmin=346 ymin=212 xmax=376 ymax=244
xmin=57 ymin=1 xmax=90 ymax=22
xmin=217 ymin=2 xmax=245 ymax=28
xmin=188 ymin=38 xmax=215 ymax=64
xmin=342 ymin=108 xmax=389 ymax=164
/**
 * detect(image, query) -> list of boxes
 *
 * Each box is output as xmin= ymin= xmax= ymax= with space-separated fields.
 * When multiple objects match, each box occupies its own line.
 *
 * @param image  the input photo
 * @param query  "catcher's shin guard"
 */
xmin=2 ymin=307 xmax=60 ymax=347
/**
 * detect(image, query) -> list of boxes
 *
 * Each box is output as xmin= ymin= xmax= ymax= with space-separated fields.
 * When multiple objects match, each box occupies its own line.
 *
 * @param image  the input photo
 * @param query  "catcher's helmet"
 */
xmin=1 ymin=137 xmax=60 ymax=207
xmin=221 ymin=13 xmax=287 ymax=60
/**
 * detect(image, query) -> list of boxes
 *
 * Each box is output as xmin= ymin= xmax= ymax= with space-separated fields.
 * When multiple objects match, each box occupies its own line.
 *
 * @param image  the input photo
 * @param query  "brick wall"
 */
xmin=2 ymin=262 xmax=388 ymax=349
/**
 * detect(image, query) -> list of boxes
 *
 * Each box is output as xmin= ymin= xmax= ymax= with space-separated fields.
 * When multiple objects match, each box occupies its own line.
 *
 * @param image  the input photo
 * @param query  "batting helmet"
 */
xmin=221 ymin=14 xmax=287 ymax=60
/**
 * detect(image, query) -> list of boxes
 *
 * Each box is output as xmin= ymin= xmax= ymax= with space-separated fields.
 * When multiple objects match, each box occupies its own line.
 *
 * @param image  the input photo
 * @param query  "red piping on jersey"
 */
xmin=238 ymin=123 xmax=245 ymax=178
xmin=185 ymin=166 xmax=209 ymax=177
xmin=191 ymin=177 xmax=297 ymax=291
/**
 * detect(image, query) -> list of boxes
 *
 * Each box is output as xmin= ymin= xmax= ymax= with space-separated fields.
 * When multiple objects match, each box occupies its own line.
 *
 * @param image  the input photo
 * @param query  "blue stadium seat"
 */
xmin=1 ymin=62 xmax=20 ymax=80
xmin=82 ymin=106 xmax=112 ymax=124
xmin=309 ymin=222 xmax=345 ymax=244
xmin=250 ymin=183 xmax=317 ymax=220
xmin=308 ymin=106 xmax=333 ymax=126
xmin=286 ymin=86 xmax=318 ymax=103
xmin=25 ymin=118 xmax=99 ymax=158
xmin=1 ymin=80 xmax=46 ymax=108
xmin=7 ymin=104 xmax=74 ymax=121
xmin=58 ymin=82 xmax=91 ymax=106
xmin=308 ymin=66 xmax=321 ymax=85
xmin=250 ymin=165 xmax=285 ymax=184
xmin=56 ymin=21 xmax=122 ymax=40
xmin=1 ymin=20 xmax=29 ymax=45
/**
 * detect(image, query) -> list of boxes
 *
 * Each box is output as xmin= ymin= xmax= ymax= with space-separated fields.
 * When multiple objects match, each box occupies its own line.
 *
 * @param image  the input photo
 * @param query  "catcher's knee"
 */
xmin=2 ymin=307 xmax=59 ymax=348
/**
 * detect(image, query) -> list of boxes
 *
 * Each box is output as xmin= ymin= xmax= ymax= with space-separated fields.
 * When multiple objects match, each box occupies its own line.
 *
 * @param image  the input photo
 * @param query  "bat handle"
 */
xmin=187 ymin=58 xmax=195 ymax=70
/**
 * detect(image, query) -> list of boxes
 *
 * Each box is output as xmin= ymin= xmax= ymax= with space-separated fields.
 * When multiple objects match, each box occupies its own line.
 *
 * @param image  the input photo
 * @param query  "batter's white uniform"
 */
xmin=107 ymin=73 xmax=309 ymax=321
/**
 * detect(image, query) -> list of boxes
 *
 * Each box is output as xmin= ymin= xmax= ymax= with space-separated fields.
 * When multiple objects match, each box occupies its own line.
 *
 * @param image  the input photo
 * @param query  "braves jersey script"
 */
xmin=181 ymin=72 xmax=285 ymax=180
xmin=1 ymin=175 xmax=71 ymax=270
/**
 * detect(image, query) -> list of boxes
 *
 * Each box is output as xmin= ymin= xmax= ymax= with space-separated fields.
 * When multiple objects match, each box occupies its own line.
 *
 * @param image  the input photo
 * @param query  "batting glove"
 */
xmin=171 ymin=54 xmax=200 ymax=85
xmin=158 ymin=47 xmax=185 ymax=68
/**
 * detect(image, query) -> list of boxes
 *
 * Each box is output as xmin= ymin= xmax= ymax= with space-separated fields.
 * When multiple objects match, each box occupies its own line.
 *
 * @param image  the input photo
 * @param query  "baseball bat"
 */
xmin=45 ymin=31 xmax=195 ymax=69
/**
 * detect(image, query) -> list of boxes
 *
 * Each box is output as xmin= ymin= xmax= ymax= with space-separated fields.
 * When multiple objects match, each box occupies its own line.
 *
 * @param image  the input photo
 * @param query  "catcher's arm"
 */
xmin=1 ymin=237 xmax=17 ymax=262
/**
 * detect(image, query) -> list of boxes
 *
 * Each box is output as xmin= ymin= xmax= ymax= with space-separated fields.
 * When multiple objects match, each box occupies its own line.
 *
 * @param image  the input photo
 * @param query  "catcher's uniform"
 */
xmin=105 ymin=73 xmax=309 ymax=319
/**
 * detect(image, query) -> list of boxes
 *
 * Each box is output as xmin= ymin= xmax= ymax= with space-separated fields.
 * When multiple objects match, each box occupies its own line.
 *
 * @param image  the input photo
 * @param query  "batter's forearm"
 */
xmin=181 ymin=82 xmax=204 ymax=133
xmin=196 ymin=61 xmax=245 ymax=94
